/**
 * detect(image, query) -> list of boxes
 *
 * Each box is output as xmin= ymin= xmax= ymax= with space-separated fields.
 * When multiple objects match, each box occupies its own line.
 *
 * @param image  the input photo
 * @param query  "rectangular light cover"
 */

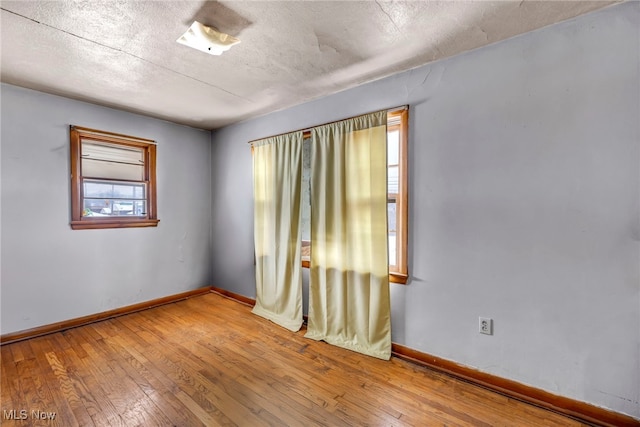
xmin=177 ymin=21 xmax=240 ymax=56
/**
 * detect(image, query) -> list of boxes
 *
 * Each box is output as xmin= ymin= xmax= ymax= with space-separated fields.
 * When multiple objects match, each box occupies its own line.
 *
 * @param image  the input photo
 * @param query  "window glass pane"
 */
xmin=301 ymin=136 xmax=312 ymax=242
xmin=82 ymin=140 xmax=144 ymax=180
xmin=84 ymin=180 xmax=146 ymax=200
xmin=388 ymin=130 xmax=399 ymax=165
xmin=388 ymin=201 xmax=397 ymax=266
xmin=301 ymin=240 xmax=311 ymax=262
xmin=134 ymin=185 xmax=145 ymax=199
xmin=83 ymin=199 xmax=146 ymax=217
xmin=388 ymin=165 xmax=399 ymax=194
xmin=388 ymin=200 xmax=397 ymax=233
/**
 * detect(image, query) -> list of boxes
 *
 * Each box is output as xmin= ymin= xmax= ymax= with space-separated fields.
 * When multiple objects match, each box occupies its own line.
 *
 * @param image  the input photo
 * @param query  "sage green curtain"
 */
xmin=305 ymin=111 xmax=391 ymax=360
xmin=252 ymin=132 xmax=303 ymax=332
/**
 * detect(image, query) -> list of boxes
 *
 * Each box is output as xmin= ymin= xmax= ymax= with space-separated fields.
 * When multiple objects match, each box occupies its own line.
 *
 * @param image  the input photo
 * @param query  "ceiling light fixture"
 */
xmin=177 ymin=21 xmax=240 ymax=56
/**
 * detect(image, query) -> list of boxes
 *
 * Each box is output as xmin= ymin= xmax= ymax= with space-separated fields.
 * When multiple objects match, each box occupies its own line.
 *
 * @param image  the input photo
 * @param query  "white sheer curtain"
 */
xmin=305 ymin=111 xmax=392 ymax=360
xmin=252 ymin=132 xmax=304 ymax=332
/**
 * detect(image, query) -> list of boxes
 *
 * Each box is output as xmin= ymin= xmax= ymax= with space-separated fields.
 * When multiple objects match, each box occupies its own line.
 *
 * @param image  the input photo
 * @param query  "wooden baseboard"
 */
xmin=0 ymin=286 xmax=214 ymax=345
xmin=210 ymin=288 xmax=639 ymax=427
xmin=391 ymin=343 xmax=639 ymax=427
xmin=211 ymin=286 xmax=256 ymax=307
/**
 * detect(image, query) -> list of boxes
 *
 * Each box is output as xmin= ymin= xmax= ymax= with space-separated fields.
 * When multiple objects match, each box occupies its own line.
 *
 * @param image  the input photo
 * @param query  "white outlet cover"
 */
xmin=479 ymin=317 xmax=493 ymax=335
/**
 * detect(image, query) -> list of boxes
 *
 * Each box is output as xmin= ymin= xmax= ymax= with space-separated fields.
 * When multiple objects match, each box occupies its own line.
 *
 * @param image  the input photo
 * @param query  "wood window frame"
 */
xmin=70 ymin=126 xmax=159 ymax=230
xmin=387 ymin=109 xmax=409 ymax=284
xmin=299 ymin=109 xmax=409 ymax=284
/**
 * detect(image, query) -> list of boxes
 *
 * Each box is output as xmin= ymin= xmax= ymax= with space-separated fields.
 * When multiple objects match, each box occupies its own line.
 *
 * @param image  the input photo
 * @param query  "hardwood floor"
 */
xmin=1 ymin=292 xmax=589 ymax=426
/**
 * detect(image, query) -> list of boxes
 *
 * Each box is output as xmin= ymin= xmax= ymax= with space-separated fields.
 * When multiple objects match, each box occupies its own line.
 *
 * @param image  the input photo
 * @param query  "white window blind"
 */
xmin=82 ymin=140 xmax=144 ymax=181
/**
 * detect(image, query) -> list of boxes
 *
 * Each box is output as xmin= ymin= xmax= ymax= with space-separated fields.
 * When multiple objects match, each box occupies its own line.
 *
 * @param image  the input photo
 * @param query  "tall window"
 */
xmin=300 ymin=108 xmax=409 ymax=284
xmin=70 ymin=126 xmax=159 ymax=230
xmin=387 ymin=109 xmax=408 ymax=283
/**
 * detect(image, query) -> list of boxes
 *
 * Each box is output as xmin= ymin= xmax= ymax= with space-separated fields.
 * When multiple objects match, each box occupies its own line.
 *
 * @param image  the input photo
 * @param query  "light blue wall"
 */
xmin=1 ymin=84 xmax=212 ymax=334
xmin=210 ymin=3 xmax=639 ymax=418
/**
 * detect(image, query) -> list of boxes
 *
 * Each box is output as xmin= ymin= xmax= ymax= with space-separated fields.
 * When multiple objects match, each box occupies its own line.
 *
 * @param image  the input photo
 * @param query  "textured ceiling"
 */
xmin=0 ymin=1 xmax=618 ymax=130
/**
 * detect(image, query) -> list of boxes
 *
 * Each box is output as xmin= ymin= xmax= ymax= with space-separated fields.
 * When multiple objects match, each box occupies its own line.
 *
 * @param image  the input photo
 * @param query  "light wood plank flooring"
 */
xmin=1 ymin=292 xmax=588 ymax=426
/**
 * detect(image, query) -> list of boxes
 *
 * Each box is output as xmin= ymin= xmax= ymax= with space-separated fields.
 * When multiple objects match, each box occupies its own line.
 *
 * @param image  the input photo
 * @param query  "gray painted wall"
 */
xmin=210 ymin=3 xmax=639 ymax=418
xmin=1 ymin=84 xmax=212 ymax=335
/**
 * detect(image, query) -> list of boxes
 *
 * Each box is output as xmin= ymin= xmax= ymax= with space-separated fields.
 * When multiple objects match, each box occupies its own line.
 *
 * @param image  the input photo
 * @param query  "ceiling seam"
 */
xmin=0 ymin=7 xmax=253 ymax=103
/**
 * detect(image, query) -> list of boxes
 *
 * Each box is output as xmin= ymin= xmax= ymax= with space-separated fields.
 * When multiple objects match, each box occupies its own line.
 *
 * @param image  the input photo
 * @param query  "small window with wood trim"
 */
xmin=70 ymin=126 xmax=159 ymax=230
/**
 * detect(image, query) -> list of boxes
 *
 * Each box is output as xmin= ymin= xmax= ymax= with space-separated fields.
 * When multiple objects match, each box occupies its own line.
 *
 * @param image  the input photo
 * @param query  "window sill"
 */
xmin=70 ymin=219 xmax=160 ymax=230
xmin=389 ymin=272 xmax=408 ymax=284
xmin=301 ymin=259 xmax=408 ymax=284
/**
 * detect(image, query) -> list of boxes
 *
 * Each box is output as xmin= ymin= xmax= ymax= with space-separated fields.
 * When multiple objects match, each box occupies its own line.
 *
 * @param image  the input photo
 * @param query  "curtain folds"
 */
xmin=252 ymin=132 xmax=304 ymax=332
xmin=305 ymin=111 xmax=392 ymax=360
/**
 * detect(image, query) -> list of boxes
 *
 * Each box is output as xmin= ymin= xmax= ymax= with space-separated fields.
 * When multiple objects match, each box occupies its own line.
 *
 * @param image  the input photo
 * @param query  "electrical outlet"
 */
xmin=479 ymin=317 xmax=493 ymax=335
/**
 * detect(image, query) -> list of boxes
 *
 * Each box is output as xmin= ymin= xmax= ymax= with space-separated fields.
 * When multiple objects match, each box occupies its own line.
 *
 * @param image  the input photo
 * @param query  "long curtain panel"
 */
xmin=305 ymin=111 xmax=391 ymax=359
xmin=252 ymin=132 xmax=304 ymax=332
